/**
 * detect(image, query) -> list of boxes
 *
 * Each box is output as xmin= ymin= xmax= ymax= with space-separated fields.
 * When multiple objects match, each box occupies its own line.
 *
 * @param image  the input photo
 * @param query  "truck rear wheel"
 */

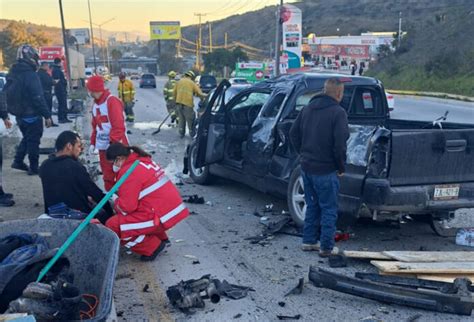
xmin=430 ymin=218 xmax=458 ymax=237
xmin=288 ymin=166 xmax=305 ymax=227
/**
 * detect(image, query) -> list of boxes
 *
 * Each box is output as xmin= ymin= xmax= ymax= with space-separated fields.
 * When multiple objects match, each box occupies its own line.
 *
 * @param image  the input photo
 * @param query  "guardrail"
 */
xmin=387 ymin=90 xmax=474 ymax=103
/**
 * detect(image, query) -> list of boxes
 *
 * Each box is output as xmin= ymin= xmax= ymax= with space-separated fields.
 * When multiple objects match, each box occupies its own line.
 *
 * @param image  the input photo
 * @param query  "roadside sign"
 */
xmin=235 ymin=62 xmax=267 ymax=83
xmin=150 ymin=21 xmax=181 ymax=40
xmin=255 ymin=70 xmax=264 ymax=79
xmin=68 ymin=28 xmax=90 ymax=45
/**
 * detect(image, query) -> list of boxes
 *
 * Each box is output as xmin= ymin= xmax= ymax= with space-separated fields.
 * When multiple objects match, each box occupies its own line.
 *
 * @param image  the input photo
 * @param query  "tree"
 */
xmin=0 ymin=21 xmax=50 ymax=67
xmin=202 ymin=47 xmax=248 ymax=75
xmin=111 ymin=48 xmax=122 ymax=61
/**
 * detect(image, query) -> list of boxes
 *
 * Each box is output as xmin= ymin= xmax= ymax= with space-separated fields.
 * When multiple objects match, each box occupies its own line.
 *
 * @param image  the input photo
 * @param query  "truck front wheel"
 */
xmin=288 ymin=166 xmax=305 ymax=227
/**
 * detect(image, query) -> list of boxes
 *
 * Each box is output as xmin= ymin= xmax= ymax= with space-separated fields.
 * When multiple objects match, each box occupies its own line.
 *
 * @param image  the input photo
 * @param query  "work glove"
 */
xmin=88 ymin=145 xmax=98 ymax=155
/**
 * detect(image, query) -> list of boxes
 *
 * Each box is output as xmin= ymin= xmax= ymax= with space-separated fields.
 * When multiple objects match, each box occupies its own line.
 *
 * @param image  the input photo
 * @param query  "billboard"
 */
xmin=150 ymin=21 xmax=181 ymax=40
xmin=314 ymin=45 xmax=370 ymax=59
xmin=68 ymin=28 xmax=90 ymax=45
xmin=234 ymin=63 xmax=267 ymax=83
xmin=281 ymin=4 xmax=302 ymax=69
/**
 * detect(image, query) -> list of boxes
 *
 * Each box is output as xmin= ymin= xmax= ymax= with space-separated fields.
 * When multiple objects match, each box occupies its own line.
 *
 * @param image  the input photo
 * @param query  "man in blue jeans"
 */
xmin=289 ymin=78 xmax=349 ymax=257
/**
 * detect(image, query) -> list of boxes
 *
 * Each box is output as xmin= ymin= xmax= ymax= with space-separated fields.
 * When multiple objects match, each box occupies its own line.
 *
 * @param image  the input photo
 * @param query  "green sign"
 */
xmin=234 ymin=63 xmax=267 ymax=83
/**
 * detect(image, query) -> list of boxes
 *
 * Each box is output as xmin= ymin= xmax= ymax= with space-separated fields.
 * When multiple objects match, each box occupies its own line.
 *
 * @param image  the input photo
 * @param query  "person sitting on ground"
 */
xmin=39 ymin=130 xmax=113 ymax=224
xmin=105 ymin=143 xmax=189 ymax=261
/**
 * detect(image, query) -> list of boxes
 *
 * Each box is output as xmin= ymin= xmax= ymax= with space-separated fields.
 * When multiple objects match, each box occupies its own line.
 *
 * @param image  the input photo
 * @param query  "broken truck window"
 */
xmin=346 ymin=125 xmax=376 ymax=167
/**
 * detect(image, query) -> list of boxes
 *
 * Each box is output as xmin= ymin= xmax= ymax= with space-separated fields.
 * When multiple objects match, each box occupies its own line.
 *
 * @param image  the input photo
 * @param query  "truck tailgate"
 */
xmin=389 ymin=129 xmax=474 ymax=186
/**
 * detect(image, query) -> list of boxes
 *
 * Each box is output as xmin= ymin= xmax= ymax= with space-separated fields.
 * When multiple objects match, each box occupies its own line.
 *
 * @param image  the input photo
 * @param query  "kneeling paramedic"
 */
xmin=105 ymin=143 xmax=189 ymax=261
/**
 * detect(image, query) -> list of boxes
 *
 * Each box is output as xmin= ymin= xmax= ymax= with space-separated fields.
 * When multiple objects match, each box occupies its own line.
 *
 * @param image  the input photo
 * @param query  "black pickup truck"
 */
xmin=185 ymin=73 xmax=474 ymax=234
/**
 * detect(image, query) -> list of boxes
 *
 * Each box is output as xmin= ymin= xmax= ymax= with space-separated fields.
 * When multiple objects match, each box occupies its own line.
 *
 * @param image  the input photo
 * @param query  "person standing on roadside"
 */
xmin=173 ymin=70 xmax=206 ymax=138
xmin=51 ymin=57 xmax=71 ymax=123
xmin=0 ymin=88 xmax=14 ymax=206
xmin=117 ymin=72 xmax=136 ymax=123
xmin=87 ymin=75 xmax=128 ymax=191
xmin=37 ymin=62 xmax=58 ymax=127
xmin=6 ymin=45 xmax=53 ymax=176
xmin=289 ymin=78 xmax=349 ymax=257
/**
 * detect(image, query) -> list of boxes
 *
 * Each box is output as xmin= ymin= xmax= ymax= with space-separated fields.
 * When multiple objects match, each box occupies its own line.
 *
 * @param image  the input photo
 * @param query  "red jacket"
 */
xmin=114 ymin=153 xmax=189 ymax=237
xmin=90 ymin=89 xmax=128 ymax=147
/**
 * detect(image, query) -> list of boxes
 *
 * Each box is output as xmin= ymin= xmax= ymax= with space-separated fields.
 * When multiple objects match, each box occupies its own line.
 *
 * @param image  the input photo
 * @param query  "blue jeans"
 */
xmin=302 ymin=170 xmax=340 ymax=251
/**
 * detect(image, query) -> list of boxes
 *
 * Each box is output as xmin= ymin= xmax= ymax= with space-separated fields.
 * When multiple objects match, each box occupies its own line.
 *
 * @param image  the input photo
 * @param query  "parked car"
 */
xmin=196 ymin=75 xmax=217 ymax=93
xmin=185 ymin=73 xmax=474 ymax=235
xmin=385 ymin=92 xmax=395 ymax=111
xmin=140 ymin=73 xmax=156 ymax=88
xmin=229 ymin=78 xmax=250 ymax=85
xmin=130 ymin=74 xmax=140 ymax=80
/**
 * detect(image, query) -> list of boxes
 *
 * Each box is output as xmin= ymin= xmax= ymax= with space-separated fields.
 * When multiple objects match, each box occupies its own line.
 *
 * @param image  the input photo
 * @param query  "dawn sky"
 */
xmin=1 ymin=0 xmax=295 ymax=38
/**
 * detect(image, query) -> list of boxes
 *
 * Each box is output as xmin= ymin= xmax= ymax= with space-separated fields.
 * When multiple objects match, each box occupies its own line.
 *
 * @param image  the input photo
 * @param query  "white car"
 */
xmin=385 ymin=92 xmax=395 ymax=111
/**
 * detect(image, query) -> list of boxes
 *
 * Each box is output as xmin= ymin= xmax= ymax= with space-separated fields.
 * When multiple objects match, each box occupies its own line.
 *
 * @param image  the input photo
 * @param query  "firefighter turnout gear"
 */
xmin=174 ymin=75 xmax=205 ymax=137
xmin=106 ymin=153 xmax=189 ymax=257
xmin=118 ymin=78 xmax=136 ymax=123
xmin=163 ymin=73 xmax=177 ymax=123
xmin=90 ymin=89 xmax=129 ymax=191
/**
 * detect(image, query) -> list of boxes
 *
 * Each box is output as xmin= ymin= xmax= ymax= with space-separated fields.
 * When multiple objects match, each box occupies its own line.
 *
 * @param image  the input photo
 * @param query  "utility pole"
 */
xmin=87 ymin=0 xmax=97 ymax=71
xmin=58 ymin=0 xmax=72 ymax=88
xmin=209 ymin=22 xmax=213 ymax=53
xmin=194 ymin=13 xmax=206 ymax=71
xmin=398 ymin=11 xmax=402 ymax=49
xmin=274 ymin=0 xmax=283 ymax=77
xmin=195 ymin=37 xmax=199 ymax=69
xmin=224 ymin=32 xmax=228 ymax=49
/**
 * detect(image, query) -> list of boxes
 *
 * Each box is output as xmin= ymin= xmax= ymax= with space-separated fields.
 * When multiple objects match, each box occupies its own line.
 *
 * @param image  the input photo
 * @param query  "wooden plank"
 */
xmin=343 ymin=250 xmax=391 ymax=260
xmin=417 ymin=274 xmax=474 ymax=283
xmin=382 ymin=251 xmax=474 ymax=263
xmin=371 ymin=261 xmax=474 ymax=274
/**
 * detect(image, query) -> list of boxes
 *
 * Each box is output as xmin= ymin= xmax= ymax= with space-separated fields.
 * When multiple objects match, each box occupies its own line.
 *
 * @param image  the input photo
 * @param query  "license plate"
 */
xmin=434 ymin=185 xmax=460 ymax=200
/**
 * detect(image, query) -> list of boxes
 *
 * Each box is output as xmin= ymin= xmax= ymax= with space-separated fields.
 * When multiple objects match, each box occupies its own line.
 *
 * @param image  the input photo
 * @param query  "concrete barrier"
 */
xmin=387 ymin=89 xmax=474 ymax=103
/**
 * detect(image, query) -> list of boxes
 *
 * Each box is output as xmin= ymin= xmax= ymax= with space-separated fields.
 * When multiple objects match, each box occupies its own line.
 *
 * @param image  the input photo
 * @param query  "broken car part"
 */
xmin=285 ymin=278 xmax=304 ymax=297
xmin=309 ymin=267 xmax=474 ymax=316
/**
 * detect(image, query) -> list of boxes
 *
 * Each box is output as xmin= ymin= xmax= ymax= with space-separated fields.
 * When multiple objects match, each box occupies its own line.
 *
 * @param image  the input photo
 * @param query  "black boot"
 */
xmin=11 ymin=162 xmax=29 ymax=172
xmin=140 ymin=240 xmax=166 ymax=262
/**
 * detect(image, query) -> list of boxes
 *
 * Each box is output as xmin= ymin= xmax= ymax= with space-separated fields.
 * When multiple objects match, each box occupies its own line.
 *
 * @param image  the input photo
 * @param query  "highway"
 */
xmin=391 ymin=95 xmax=474 ymax=124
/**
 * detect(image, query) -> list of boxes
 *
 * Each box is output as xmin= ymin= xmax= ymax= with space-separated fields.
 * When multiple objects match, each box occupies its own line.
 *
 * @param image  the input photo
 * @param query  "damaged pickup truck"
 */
xmin=184 ymin=73 xmax=474 ymax=235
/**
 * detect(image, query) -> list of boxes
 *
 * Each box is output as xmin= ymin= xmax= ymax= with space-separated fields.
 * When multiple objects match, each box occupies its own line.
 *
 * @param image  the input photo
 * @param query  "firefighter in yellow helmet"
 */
xmin=118 ymin=72 xmax=136 ymax=123
xmin=163 ymin=71 xmax=178 ymax=124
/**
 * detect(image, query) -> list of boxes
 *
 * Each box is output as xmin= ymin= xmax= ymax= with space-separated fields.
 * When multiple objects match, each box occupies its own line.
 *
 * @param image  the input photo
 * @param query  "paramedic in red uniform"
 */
xmin=86 ymin=75 xmax=129 ymax=191
xmin=105 ymin=143 xmax=189 ymax=261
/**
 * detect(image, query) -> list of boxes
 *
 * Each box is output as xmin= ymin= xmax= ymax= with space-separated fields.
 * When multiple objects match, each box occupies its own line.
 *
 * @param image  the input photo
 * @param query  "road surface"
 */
xmin=391 ymin=95 xmax=474 ymax=124
xmin=108 ymin=77 xmax=473 ymax=321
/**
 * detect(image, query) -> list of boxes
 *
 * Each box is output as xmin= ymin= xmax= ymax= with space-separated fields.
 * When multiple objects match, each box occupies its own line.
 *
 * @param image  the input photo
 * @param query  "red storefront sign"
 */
xmin=313 ymin=45 xmax=369 ymax=59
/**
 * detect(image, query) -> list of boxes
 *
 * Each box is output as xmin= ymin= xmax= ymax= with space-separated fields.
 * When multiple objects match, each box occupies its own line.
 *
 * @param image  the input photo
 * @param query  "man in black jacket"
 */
xmin=51 ymin=57 xmax=71 ymax=123
xmin=39 ymin=131 xmax=113 ymax=224
xmin=0 ymin=90 xmax=14 ymax=207
xmin=289 ymin=78 xmax=349 ymax=257
xmin=37 ymin=62 xmax=58 ymax=127
xmin=9 ymin=45 xmax=53 ymax=176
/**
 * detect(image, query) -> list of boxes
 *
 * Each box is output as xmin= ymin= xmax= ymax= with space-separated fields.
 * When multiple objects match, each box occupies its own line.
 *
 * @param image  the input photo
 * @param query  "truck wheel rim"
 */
xmin=292 ymin=176 xmax=306 ymax=221
xmin=190 ymin=146 xmax=204 ymax=177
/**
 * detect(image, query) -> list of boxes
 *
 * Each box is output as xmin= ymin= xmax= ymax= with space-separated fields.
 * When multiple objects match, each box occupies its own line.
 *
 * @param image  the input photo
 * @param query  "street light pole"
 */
xmin=274 ymin=0 xmax=283 ymax=77
xmin=87 ymin=0 xmax=97 ymax=71
xmin=398 ymin=11 xmax=402 ymax=49
xmin=83 ymin=17 xmax=115 ymax=73
xmin=58 ymin=0 xmax=72 ymax=89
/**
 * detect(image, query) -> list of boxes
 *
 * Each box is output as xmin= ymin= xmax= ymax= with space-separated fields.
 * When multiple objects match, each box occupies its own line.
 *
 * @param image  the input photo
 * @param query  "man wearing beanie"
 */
xmin=86 ymin=75 xmax=129 ymax=191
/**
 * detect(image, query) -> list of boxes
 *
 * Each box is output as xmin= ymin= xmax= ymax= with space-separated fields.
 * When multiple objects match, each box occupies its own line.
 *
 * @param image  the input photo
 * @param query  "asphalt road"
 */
xmin=109 ymin=77 xmax=474 ymax=321
xmin=391 ymin=95 xmax=474 ymax=124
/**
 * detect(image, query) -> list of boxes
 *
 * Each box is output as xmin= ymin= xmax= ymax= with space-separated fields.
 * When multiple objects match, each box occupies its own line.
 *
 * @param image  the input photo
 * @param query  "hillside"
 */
xmin=181 ymin=0 xmax=474 ymax=95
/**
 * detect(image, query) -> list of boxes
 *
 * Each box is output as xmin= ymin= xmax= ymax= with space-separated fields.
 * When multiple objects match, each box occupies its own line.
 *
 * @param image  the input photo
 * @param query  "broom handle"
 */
xmin=37 ymin=160 xmax=140 ymax=282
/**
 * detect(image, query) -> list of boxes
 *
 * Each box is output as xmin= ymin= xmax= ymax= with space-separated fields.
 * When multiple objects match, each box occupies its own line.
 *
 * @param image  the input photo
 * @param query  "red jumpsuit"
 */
xmin=90 ymin=89 xmax=129 ymax=191
xmin=105 ymin=153 xmax=189 ymax=256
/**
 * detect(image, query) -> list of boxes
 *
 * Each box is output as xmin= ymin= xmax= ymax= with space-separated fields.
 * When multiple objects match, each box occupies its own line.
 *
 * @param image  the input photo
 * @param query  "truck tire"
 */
xmin=288 ymin=166 xmax=305 ymax=227
xmin=188 ymin=143 xmax=212 ymax=185
xmin=430 ymin=218 xmax=458 ymax=237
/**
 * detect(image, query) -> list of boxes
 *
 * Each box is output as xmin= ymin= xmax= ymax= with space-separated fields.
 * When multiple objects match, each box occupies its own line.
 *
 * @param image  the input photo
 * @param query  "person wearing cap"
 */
xmin=117 ymin=72 xmax=136 ymax=123
xmin=163 ymin=71 xmax=177 ymax=124
xmin=173 ymin=70 xmax=206 ymax=138
xmin=86 ymin=75 xmax=129 ymax=191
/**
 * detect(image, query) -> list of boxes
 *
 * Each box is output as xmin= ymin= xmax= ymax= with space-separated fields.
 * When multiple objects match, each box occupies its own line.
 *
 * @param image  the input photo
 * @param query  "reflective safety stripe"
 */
xmin=121 ymin=220 xmax=154 ymax=231
xmin=124 ymin=235 xmax=146 ymax=248
xmin=138 ymin=176 xmax=169 ymax=200
xmin=161 ymin=203 xmax=186 ymax=224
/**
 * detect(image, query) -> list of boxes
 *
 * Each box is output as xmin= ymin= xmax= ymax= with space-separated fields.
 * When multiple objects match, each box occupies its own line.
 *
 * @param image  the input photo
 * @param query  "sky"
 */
xmin=1 ymin=0 xmax=295 ymax=39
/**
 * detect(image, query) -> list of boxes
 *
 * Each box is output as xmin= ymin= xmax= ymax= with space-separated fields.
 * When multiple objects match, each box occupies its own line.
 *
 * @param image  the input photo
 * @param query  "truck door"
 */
xmin=195 ymin=80 xmax=230 ymax=168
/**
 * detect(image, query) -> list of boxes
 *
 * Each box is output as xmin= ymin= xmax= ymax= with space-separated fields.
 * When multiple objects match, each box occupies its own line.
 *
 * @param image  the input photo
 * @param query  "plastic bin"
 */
xmin=0 ymin=219 xmax=120 ymax=321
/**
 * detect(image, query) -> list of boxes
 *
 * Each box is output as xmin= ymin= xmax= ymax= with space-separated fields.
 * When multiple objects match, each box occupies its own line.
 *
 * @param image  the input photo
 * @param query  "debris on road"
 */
xmin=246 ymin=216 xmax=295 ymax=244
xmin=277 ymin=314 xmax=302 ymax=320
xmin=328 ymin=255 xmax=348 ymax=268
xmin=184 ymin=255 xmax=198 ymax=260
xmin=284 ymin=277 xmax=304 ymax=297
xmin=166 ymin=275 xmax=253 ymax=312
xmin=184 ymin=194 xmax=205 ymax=204
xmin=309 ymin=266 xmax=474 ymax=316
xmin=143 ymin=284 xmax=150 ymax=293
xmin=263 ymin=204 xmax=274 ymax=213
